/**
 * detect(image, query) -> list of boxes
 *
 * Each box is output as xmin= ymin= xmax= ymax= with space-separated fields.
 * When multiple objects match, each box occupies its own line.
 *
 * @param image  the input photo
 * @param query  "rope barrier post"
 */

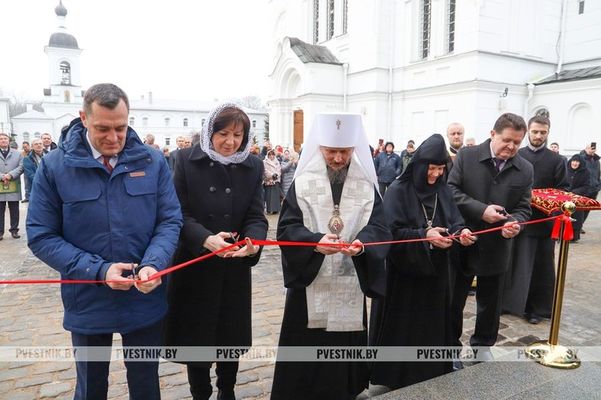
xmin=525 ymin=201 xmax=581 ymax=369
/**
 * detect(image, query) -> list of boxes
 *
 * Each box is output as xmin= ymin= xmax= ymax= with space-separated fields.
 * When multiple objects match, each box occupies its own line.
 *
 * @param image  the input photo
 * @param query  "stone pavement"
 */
xmin=1 ymin=203 xmax=600 ymax=399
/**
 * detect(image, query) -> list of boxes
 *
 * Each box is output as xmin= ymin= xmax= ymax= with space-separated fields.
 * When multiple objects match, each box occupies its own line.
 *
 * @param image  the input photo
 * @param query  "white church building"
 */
xmin=10 ymin=1 xmax=267 ymax=149
xmin=268 ymin=0 xmax=601 ymax=153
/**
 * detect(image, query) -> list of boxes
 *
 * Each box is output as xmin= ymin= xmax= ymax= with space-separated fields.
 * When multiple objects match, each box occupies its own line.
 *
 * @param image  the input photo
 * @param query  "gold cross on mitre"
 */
xmin=336 ymin=119 xmax=341 ymax=130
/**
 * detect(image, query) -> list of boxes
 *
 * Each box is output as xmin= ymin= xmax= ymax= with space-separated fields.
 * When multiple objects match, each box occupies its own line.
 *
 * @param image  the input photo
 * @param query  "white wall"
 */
xmin=530 ymin=78 xmax=601 ymax=154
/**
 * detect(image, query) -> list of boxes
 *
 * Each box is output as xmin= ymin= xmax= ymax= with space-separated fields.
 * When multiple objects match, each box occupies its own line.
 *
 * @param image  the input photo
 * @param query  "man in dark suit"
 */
xmin=448 ymin=113 xmax=533 ymax=356
xmin=502 ymin=113 xmax=568 ymax=324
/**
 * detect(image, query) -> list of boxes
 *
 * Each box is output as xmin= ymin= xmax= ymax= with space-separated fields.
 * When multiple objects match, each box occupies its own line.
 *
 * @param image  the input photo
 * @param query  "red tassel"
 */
xmin=551 ymin=216 xmax=562 ymax=240
xmin=551 ymin=215 xmax=574 ymax=241
xmin=562 ymin=215 xmax=574 ymax=241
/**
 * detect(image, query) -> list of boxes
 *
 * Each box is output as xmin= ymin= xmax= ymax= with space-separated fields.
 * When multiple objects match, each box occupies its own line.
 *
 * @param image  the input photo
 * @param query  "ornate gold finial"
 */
xmin=561 ymin=201 xmax=576 ymax=215
xmin=336 ymin=119 xmax=341 ymax=130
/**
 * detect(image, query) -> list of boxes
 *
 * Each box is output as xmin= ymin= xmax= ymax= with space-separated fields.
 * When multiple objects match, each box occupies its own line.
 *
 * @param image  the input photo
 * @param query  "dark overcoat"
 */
xmin=447 ymin=139 xmax=533 ymax=276
xmin=163 ymin=145 xmax=268 ymax=355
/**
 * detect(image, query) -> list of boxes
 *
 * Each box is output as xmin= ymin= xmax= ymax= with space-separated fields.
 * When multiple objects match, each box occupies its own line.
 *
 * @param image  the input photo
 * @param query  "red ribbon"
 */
xmin=0 ymin=215 xmax=562 ymax=285
xmin=551 ymin=214 xmax=574 ymax=241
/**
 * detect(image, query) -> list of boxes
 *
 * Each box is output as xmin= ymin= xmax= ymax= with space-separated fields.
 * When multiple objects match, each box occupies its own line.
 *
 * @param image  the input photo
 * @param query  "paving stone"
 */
xmin=39 ymin=381 xmax=71 ymax=398
xmin=158 ymin=361 xmax=185 ymax=377
xmin=8 ymin=389 xmax=38 ymax=400
xmin=236 ymin=383 xmax=264 ymax=399
xmin=14 ymin=375 xmax=52 ymax=388
xmin=33 ymin=362 xmax=72 ymax=374
xmin=237 ymin=372 xmax=259 ymax=385
xmin=57 ymin=367 xmax=77 ymax=380
xmin=0 ymin=367 xmax=29 ymax=381
xmin=159 ymin=384 xmax=193 ymax=399
xmin=107 ymin=382 xmax=128 ymax=398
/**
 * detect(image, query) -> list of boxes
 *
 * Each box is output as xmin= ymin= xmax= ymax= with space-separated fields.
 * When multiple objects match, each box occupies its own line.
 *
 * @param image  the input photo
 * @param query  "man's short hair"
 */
xmin=493 ymin=113 xmax=527 ymax=134
xmin=22 ymin=141 xmax=30 ymax=145
xmin=41 ymin=132 xmax=52 ymax=139
xmin=0 ymin=132 xmax=10 ymax=139
xmin=528 ymin=114 xmax=551 ymax=129
xmin=83 ymin=83 xmax=130 ymax=115
xmin=550 ymin=142 xmax=559 ymax=147
xmin=407 ymin=140 xmax=415 ymax=145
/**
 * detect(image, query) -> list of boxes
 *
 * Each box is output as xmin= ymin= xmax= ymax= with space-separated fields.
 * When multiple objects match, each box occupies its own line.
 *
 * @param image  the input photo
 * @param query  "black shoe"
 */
xmin=467 ymin=288 xmax=476 ymax=296
xmin=0 ymin=235 xmax=3 ymax=241
xmin=217 ymin=389 xmax=236 ymax=400
xmin=528 ymin=315 xmax=542 ymax=324
xmin=21 ymin=199 xmax=28 ymax=203
xmin=11 ymin=232 xmax=20 ymax=239
xmin=581 ymin=229 xmax=586 ymax=234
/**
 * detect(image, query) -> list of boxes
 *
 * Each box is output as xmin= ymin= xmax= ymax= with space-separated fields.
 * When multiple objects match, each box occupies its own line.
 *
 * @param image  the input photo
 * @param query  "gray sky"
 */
xmin=0 ymin=0 xmax=272 ymax=102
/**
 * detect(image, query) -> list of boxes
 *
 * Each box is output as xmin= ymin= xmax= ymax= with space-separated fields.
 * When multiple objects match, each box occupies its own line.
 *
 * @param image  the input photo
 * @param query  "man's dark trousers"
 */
xmin=71 ymin=320 xmax=163 ymax=400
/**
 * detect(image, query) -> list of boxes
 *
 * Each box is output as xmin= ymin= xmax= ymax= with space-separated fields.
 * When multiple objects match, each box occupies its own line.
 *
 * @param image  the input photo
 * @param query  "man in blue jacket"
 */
xmin=26 ymin=83 xmax=183 ymax=400
xmin=373 ymin=141 xmax=401 ymax=196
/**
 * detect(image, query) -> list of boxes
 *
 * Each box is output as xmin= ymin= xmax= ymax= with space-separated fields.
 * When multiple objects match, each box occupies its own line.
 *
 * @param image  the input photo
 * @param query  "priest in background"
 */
xmin=270 ymin=113 xmax=390 ymax=400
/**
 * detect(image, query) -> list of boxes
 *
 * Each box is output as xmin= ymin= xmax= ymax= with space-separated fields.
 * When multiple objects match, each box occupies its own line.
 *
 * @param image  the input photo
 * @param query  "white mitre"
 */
xmin=294 ymin=113 xmax=378 ymax=188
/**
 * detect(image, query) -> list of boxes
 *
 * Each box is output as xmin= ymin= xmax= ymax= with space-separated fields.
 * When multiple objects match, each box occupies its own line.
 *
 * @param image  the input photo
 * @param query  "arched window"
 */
xmin=60 ymin=61 xmax=71 ymax=85
xmin=142 ymin=117 xmax=148 ymax=127
xmin=201 ymin=118 xmax=206 ymax=126
xmin=165 ymin=137 xmax=171 ymax=146
xmin=23 ymin=132 xmax=30 ymax=142
xmin=165 ymin=117 xmax=170 ymax=127
xmin=64 ymin=90 xmax=71 ymax=103
xmin=129 ymin=117 xmax=135 ymax=126
xmin=183 ymin=118 xmax=189 ymax=127
xmin=34 ymin=132 xmax=41 ymax=139
xmin=252 ymin=120 xmax=257 ymax=128
xmin=568 ymin=103 xmax=593 ymax=149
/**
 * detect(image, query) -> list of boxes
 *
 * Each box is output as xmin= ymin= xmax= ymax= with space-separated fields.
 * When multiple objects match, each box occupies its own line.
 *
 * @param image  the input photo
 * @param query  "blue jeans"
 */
xmin=71 ymin=320 xmax=163 ymax=400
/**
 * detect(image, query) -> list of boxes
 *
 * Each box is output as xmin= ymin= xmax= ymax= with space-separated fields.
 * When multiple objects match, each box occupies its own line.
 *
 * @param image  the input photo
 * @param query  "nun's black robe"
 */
xmin=270 ymin=180 xmax=390 ymax=400
xmin=370 ymin=134 xmax=465 ymax=389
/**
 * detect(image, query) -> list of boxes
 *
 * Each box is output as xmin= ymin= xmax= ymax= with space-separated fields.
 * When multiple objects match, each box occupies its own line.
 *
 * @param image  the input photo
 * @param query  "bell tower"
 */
xmin=43 ymin=0 xmax=83 ymax=105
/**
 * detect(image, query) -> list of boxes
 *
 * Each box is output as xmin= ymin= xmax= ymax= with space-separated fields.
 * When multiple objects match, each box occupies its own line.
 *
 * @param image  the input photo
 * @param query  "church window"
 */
xmin=342 ymin=0 xmax=348 ymax=34
xmin=447 ymin=0 xmax=456 ymax=53
xmin=252 ymin=120 xmax=257 ymax=128
xmin=202 ymin=118 xmax=206 ymax=126
xmin=183 ymin=118 xmax=189 ymax=127
xmin=578 ymin=0 xmax=585 ymax=14
xmin=64 ymin=91 xmax=71 ymax=103
xmin=165 ymin=117 xmax=170 ymax=127
xmin=165 ymin=137 xmax=171 ymax=146
xmin=129 ymin=117 xmax=135 ymax=126
xmin=142 ymin=117 xmax=148 ymax=127
xmin=34 ymin=132 xmax=41 ymax=139
xmin=60 ymin=61 xmax=71 ymax=85
xmin=23 ymin=132 xmax=30 ymax=142
xmin=327 ymin=0 xmax=335 ymax=40
xmin=313 ymin=0 xmax=320 ymax=44
xmin=420 ymin=0 xmax=432 ymax=59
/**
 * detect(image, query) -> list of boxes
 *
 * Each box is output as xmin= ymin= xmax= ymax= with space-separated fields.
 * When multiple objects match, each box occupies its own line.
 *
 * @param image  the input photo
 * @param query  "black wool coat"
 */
xmin=447 ymin=139 xmax=533 ymax=276
xmin=163 ymin=145 xmax=268 ymax=357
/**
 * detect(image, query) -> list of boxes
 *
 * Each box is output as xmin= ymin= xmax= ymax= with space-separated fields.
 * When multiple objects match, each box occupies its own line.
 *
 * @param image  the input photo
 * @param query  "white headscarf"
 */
xmin=294 ymin=113 xmax=378 ymax=188
xmin=200 ymin=102 xmax=253 ymax=165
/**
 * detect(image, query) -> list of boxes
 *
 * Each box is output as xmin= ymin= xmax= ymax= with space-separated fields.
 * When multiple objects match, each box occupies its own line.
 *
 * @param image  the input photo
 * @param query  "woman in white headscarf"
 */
xmin=263 ymin=149 xmax=282 ymax=214
xmin=163 ymin=103 xmax=268 ymax=400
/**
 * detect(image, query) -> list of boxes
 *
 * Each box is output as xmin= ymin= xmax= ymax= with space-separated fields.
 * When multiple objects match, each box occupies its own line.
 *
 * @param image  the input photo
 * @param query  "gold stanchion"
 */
xmin=525 ymin=201 xmax=581 ymax=369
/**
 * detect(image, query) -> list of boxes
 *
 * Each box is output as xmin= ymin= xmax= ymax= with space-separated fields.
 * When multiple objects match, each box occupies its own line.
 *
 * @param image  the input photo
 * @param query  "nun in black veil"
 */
xmin=370 ymin=133 xmax=476 ymax=390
